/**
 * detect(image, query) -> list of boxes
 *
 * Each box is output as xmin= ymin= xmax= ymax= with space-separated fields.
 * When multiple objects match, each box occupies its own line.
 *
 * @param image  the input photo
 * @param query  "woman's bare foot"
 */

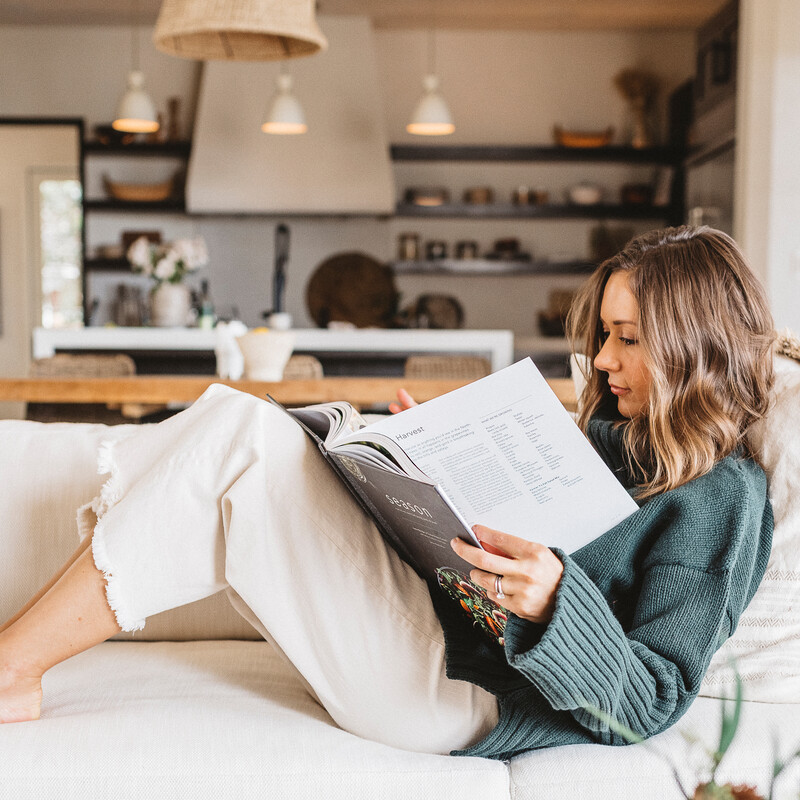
xmin=0 ymin=656 xmax=43 ymax=723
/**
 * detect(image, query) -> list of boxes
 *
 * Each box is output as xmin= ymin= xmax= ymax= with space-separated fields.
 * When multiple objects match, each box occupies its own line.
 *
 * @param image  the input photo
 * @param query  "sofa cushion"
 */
xmin=509 ymin=695 xmax=800 ymax=800
xmin=0 ymin=640 xmax=510 ymax=800
xmin=0 ymin=420 xmax=259 ymax=641
xmin=700 ymin=355 xmax=800 ymax=701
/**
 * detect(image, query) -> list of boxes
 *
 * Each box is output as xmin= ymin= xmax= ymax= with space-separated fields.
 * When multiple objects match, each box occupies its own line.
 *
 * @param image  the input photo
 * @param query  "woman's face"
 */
xmin=594 ymin=271 xmax=652 ymax=418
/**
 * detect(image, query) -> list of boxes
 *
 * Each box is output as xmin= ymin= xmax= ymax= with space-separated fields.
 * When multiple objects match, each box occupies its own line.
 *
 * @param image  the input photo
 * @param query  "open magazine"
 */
xmin=269 ymin=358 xmax=637 ymax=644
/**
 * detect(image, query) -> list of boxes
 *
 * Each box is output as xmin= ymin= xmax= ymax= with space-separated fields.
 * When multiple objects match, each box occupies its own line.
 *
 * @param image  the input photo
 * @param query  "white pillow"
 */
xmin=701 ymin=355 xmax=800 ymax=702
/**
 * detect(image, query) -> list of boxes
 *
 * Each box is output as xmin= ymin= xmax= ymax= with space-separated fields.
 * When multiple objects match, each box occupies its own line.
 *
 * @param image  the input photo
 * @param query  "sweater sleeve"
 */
xmin=499 ymin=453 xmax=773 ymax=747
xmin=503 ymin=551 xmax=733 ymax=744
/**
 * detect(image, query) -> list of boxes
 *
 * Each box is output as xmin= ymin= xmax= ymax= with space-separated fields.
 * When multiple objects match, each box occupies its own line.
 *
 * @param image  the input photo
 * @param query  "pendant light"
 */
xmin=407 ymin=27 xmax=454 ymax=136
xmin=113 ymin=0 xmax=160 ymax=133
xmin=261 ymin=72 xmax=307 ymax=135
xmin=153 ymin=0 xmax=327 ymax=61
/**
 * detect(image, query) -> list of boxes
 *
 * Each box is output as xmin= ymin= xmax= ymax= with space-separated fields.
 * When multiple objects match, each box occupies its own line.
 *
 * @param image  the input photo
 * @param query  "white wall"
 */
xmin=735 ymin=0 xmax=800 ymax=333
xmin=0 ymin=124 xmax=80 ymax=416
xmin=0 ymin=22 xmax=694 ymax=337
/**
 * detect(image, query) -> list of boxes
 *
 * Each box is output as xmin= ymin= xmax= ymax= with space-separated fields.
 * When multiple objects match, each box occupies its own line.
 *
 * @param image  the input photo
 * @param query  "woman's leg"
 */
xmin=1 ymin=385 xmax=497 ymax=751
xmin=0 ymin=537 xmax=91 ymax=634
xmin=0 ymin=544 xmax=120 ymax=722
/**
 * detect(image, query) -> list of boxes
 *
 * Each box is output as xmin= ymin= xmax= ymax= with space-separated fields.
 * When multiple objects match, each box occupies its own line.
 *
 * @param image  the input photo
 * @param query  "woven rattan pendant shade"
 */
xmin=153 ymin=0 xmax=327 ymax=61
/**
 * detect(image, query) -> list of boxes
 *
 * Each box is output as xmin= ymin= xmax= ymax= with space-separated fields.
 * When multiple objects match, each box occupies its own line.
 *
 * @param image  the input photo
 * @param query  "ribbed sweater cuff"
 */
xmin=503 ymin=549 xmax=632 ymax=713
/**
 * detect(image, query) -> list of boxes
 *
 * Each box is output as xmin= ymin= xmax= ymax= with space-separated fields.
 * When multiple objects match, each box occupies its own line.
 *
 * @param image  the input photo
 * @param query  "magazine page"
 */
xmin=360 ymin=358 xmax=638 ymax=554
xmin=287 ymin=401 xmax=366 ymax=444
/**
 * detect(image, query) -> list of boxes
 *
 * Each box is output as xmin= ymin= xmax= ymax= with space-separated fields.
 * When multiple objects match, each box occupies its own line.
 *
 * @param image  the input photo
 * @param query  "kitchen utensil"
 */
xmin=397 ymin=232 xmax=420 ymax=260
xmin=104 ymin=174 xmax=174 ymax=203
xmin=463 ymin=186 xmax=493 ymax=204
xmin=396 ymin=294 xmax=464 ymax=329
xmin=273 ymin=223 xmax=289 ymax=313
xmin=512 ymin=186 xmax=532 ymax=205
xmin=567 ymin=182 xmax=603 ymax=205
xmin=306 ymin=252 xmax=398 ymax=328
xmin=553 ymin=125 xmax=614 ymax=148
xmin=403 ymin=187 xmax=449 ymax=206
xmin=620 ymin=183 xmax=653 ymax=204
xmin=455 ymin=240 xmax=478 ymax=259
xmin=425 ymin=240 xmax=448 ymax=260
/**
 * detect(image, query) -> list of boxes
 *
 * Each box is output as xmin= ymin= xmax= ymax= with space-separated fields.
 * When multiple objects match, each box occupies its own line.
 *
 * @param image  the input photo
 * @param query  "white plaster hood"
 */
xmin=186 ymin=16 xmax=395 ymax=215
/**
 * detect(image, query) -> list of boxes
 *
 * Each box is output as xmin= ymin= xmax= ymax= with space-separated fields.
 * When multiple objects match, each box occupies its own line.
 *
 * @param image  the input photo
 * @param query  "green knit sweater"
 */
xmin=432 ymin=417 xmax=773 ymax=761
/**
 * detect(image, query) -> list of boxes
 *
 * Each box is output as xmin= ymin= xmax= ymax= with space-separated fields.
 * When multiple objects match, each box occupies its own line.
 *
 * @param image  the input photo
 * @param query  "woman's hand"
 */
xmin=451 ymin=524 xmax=564 ymax=624
xmin=388 ymin=388 xmax=418 ymax=415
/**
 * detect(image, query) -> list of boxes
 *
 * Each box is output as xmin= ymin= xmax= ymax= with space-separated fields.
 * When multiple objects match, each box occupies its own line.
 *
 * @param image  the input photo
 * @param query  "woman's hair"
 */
xmin=566 ymin=226 xmax=775 ymax=499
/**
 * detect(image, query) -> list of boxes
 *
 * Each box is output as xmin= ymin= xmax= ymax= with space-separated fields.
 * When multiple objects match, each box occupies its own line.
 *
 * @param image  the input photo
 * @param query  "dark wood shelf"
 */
xmin=395 ymin=202 xmax=673 ymax=220
xmin=390 ymin=144 xmax=680 ymax=164
xmin=391 ymin=258 xmax=595 ymax=276
xmin=83 ymin=198 xmax=186 ymax=212
xmin=83 ymin=139 xmax=192 ymax=157
xmin=84 ymin=257 xmax=131 ymax=272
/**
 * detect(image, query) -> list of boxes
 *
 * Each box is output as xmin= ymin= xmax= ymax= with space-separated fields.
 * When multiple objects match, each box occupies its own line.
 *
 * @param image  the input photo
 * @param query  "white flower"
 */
xmin=170 ymin=237 xmax=208 ymax=271
xmin=128 ymin=235 xmax=208 ymax=284
xmin=154 ymin=251 xmax=180 ymax=281
xmin=127 ymin=236 xmax=154 ymax=272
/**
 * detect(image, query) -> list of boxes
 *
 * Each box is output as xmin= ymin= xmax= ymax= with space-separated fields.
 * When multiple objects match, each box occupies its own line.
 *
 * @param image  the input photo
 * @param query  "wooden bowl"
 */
xmin=103 ymin=175 xmax=174 ymax=203
xmin=553 ymin=125 xmax=614 ymax=148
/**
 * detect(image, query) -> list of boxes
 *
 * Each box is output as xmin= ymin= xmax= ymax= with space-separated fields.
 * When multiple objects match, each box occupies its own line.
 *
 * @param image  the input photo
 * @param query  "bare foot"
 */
xmin=0 ymin=662 xmax=43 ymax=723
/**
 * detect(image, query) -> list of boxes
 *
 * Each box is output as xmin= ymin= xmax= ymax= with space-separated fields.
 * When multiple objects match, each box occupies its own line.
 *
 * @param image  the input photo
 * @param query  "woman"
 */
xmin=0 ymin=227 xmax=775 ymax=760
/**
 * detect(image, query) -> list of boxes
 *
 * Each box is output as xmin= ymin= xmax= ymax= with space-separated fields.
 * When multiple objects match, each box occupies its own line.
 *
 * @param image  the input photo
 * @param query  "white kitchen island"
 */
xmin=32 ymin=328 xmax=515 ymax=374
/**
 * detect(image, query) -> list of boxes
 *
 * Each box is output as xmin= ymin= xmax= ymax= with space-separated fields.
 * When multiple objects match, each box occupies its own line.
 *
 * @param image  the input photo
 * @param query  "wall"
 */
xmin=0 ymin=124 xmax=80 ymax=416
xmin=735 ymin=0 xmax=800 ymax=333
xmin=0 ymin=22 xmax=693 ymax=338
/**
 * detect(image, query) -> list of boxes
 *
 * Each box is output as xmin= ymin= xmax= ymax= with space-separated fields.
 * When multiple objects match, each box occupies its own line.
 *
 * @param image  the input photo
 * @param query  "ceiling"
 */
xmin=0 ymin=0 xmax=725 ymax=30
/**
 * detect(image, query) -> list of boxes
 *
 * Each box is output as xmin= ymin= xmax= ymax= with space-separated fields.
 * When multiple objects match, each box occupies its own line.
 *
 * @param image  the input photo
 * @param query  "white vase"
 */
xmin=236 ymin=330 xmax=295 ymax=381
xmin=150 ymin=282 xmax=191 ymax=327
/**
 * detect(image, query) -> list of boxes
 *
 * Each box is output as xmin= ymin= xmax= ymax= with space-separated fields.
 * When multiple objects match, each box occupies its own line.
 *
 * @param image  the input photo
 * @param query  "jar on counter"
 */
xmin=397 ymin=232 xmax=420 ymax=261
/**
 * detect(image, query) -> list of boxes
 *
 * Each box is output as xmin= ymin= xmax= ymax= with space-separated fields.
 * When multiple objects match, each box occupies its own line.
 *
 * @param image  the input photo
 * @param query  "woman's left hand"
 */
xmin=451 ymin=524 xmax=564 ymax=624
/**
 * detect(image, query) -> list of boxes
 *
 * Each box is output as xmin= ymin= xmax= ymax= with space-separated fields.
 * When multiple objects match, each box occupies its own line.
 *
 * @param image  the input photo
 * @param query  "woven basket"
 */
xmin=104 ymin=175 xmax=173 ymax=203
xmin=153 ymin=0 xmax=327 ymax=61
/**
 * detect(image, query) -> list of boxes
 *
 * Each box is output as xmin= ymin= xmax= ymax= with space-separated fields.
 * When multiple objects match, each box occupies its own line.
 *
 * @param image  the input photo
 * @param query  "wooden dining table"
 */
xmin=0 ymin=375 xmax=577 ymax=414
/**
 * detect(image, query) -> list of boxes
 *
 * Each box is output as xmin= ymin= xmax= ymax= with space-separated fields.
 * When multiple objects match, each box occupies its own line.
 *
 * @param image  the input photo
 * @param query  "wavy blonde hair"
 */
xmin=566 ymin=226 xmax=775 ymax=499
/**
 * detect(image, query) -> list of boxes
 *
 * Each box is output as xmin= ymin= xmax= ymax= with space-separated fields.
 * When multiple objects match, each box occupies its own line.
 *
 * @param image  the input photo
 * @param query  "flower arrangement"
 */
xmin=613 ymin=67 xmax=661 ymax=148
xmin=127 ymin=236 xmax=208 ymax=284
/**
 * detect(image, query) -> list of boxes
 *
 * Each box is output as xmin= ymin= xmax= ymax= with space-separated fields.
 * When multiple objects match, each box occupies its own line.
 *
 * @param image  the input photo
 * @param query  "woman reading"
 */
xmin=0 ymin=226 xmax=775 ymax=760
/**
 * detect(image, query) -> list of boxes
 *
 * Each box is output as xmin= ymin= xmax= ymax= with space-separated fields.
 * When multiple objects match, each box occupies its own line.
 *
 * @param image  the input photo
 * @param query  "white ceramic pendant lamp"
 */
xmin=113 ymin=0 xmax=159 ymax=133
xmin=261 ymin=72 xmax=307 ymax=134
xmin=407 ymin=27 xmax=454 ymax=136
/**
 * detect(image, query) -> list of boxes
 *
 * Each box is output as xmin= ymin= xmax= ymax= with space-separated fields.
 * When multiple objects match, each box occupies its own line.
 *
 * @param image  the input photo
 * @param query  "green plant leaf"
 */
xmin=716 ymin=671 xmax=743 ymax=763
xmin=579 ymin=702 xmax=645 ymax=743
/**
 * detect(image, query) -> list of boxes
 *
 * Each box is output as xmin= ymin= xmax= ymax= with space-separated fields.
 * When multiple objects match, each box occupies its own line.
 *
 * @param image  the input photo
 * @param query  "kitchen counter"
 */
xmin=32 ymin=328 xmax=514 ymax=373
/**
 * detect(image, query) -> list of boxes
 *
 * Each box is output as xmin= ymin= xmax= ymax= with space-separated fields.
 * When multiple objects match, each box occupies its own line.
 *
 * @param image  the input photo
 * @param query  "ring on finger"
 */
xmin=494 ymin=574 xmax=506 ymax=600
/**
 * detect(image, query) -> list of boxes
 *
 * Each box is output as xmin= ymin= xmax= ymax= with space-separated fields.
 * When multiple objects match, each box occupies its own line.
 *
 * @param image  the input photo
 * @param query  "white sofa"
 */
xmin=1 ymin=360 xmax=799 ymax=800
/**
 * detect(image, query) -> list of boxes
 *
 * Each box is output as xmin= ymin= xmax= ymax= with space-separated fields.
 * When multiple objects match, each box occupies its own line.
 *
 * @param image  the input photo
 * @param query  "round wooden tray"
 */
xmin=306 ymin=252 xmax=398 ymax=328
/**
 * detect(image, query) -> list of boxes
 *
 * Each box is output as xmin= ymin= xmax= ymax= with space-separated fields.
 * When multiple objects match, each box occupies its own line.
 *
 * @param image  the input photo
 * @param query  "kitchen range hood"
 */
xmin=186 ymin=16 xmax=395 ymax=215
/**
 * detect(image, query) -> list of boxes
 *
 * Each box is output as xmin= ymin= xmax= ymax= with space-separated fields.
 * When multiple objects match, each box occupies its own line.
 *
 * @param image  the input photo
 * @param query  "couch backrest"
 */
xmin=0 ymin=420 xmax=259 ymax=641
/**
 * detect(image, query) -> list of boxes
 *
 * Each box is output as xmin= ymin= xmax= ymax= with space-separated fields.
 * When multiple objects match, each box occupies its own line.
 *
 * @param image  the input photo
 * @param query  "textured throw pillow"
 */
xmin=700 ymin=355 xmax=800 ymax=702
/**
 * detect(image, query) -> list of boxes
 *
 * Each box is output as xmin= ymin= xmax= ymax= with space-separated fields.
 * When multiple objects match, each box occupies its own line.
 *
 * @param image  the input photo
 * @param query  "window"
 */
xmin=38 ymin=178 xmax=83 ymax=328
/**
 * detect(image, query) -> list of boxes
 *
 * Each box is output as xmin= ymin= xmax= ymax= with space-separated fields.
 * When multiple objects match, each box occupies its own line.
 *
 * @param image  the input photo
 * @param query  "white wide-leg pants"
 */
xmin=78 ymin=385 xmax=498 ymax=755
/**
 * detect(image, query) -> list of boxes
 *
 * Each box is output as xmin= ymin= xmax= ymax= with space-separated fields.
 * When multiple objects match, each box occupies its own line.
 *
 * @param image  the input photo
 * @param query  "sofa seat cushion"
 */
xmin=509 ymin=695 xmax=800 ymax=800
xmin=0 ymin=640 xmax=509 ymax=800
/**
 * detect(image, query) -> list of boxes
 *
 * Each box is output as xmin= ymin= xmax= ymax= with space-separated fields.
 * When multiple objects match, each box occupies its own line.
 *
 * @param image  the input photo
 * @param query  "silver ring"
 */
xmin=494 ymin=574 xmax=505 ymax=600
